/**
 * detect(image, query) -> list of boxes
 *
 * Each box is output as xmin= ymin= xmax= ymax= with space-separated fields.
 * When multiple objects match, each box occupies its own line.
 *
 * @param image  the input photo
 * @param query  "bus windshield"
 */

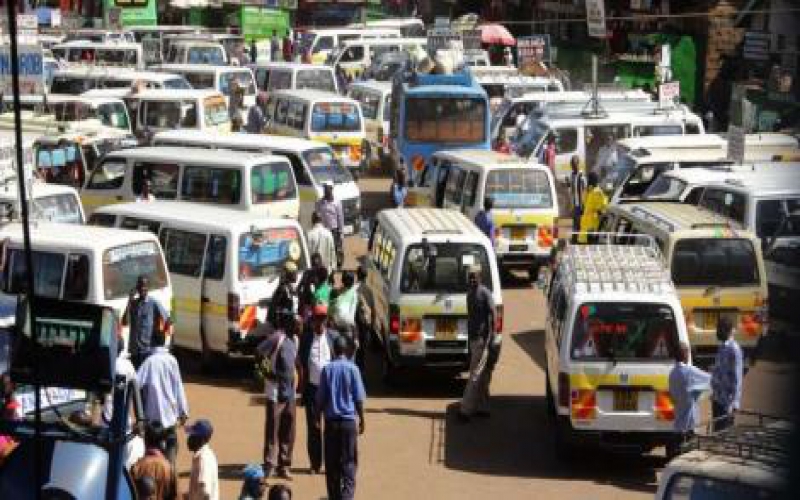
xmin=303 ymin=148 xmax=353 ymax=184
xmin=239 ymin=228 xmax=306 ymax=281
xmin=570 ymin=302 xmax=679 ymax=361
xmin=103 ymin=241 xmax=169 ymax=300
xmin=404 ymin=96 xmax=486 ymax=144
xmin=311 ymin=103 xmax=361 ymax=133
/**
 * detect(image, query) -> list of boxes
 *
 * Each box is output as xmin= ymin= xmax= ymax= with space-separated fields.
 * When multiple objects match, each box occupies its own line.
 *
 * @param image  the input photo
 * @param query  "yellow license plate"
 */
xmin=435 ymin=319 xmax=457 ymax=340
xmin=702 ymin=311 xmax=719 ymax=330
xmin=613 ymin=389 xmax=639 ymax=412
xmin=510 ymin=227 xmax=526 ymax=241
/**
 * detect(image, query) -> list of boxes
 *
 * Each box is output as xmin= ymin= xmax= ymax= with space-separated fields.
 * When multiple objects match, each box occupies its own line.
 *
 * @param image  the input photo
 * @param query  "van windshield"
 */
xmin=401 ymin=243 xmax=492 ymax=293
xmin=486 ymin=169 xmax=553 ymax=209
xmin=671 ymin=239 xmax=760 ymax=287
xmin=163 ymin=77 xmax=192 ymax=90
xmin=311 ymin=103 xmax=361 ymax=133
xmin=642 ymin=175 xmax=687 ymax=200
xmin=188 ymin=47 xmax=225 ymax=65
xmin=251 ymin=162 xmax=296 ymax=204
xmin=219 ymin=71 xmax=256 ymax=96
xmin=103 ymin=241 xmax=169 ymax=300
xmin=204 ymin=97 xmax=229 ymax=127
xmin=303 ymin=148 xmax=353 ymax=184
xmin=239 ymin=227 xmax=306 ymax=281
xmin=296 ymin=69 xmax=336 ymax=93
xmin=570 ymin=302 xmax=679 ymax=361
xmin=32 ymin=193 xmax=83 ymax=224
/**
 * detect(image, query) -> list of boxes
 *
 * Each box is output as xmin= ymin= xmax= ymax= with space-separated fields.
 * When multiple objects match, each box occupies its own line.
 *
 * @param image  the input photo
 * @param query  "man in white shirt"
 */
xmin=306 ymin=212 xmax=338 ymax=271
xmin=298 ymin=305 xmax=338 ymax=474
xmin=186 ymin=419 xmax=219 ymax=500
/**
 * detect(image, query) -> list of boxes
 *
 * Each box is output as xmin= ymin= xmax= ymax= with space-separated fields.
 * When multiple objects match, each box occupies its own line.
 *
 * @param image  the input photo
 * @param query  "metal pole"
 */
xmin=4 ymin=4 xmax=42 ymax=499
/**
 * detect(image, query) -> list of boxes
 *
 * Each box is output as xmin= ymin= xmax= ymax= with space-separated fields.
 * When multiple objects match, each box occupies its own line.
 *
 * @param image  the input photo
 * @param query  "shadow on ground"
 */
xmin=512 ymin=329 xmax=548 ymax=373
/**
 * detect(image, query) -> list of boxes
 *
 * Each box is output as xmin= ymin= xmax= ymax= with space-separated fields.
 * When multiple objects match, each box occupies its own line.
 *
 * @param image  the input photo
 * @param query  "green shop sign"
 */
xmin=105 ymin=0 xmax=157 ymax=26
xmin=241 ymin=7 xmax=290 ymax=42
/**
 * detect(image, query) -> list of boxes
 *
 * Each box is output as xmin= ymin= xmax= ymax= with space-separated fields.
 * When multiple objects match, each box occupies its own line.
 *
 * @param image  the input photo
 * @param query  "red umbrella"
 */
xmin=480 ymin=24 xmax=515 ymax=46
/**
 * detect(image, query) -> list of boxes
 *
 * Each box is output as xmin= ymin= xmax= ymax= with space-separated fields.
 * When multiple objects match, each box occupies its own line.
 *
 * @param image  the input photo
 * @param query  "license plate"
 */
xmin=509 ymin=244 xmax=528 ymax=252
xmin=702 ymin=311 xmax=719 ymax=330
xmin=510 ymin=227 xmax=526 ymax=241
xmin=435 ymin=318 xmax=457 ymax=340
xmin=613 ymin=389 xmax=639 ymax=412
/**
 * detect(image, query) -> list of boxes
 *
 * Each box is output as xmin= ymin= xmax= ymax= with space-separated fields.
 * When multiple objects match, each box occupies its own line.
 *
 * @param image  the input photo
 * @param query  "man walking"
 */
xmin=458 ymin=266 xmax=498 ymax=422
xmin=316 ymin=183 xmax=345 ymax=268
xmin=711 ymin=317 xmax=743 ymax=431
xmin=331 ymin=271 xmax=358 ymax=348
xmin=258 ymin=311 xmax=299 ymax=479
xmin=270 ymin=30 xmax=281 ymax=62
xmin=123 ymin=275 xmax=171 ymax=368
xmin=474 ymin=197 xmax=495 ymax=246
xmin=568 ymin=155 xmax=587 ymax=233
xmin=136 ymin=329 xmax=188 ymax=467
xmin=306 ymin=212 xmax=337 ymax=271
xmin=298 ymin=305 xmax=338 ymax=474
xmin=186 ymin=419 xmax=219 ymax=500
xmin=667 ymin=342 xmax=710 ymax=457
xmin=269 ymin=262 xmax=299 ymax=328
xmin=316 ymin=336 xmax=366 ymax=500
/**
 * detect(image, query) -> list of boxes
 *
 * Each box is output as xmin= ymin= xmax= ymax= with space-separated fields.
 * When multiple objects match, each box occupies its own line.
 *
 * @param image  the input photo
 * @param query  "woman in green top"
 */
xmin=313 ymin=266 xmax=332 ymax=306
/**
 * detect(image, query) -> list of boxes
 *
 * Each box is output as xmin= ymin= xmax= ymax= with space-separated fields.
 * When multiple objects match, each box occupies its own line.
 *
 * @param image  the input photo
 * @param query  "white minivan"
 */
xmin=152 ymin=130 xmax=362 ymax=232
xmin=89 ymin=202 xmax=309 ymax=367
xmin=125 ymin=89 xmax=231 ymax=135
xmin=80 ymin=146 xmax=299 ymax=221
xmin=156 ymin=64 xmax=258 ymax=110
xmin=252 ymin=62 xmax=339 ymax=95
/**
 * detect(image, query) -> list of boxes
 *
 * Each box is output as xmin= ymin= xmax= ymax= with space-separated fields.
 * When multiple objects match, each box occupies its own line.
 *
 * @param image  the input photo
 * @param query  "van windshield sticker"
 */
xmin=105 ymin=242 xmax=157 ymax=264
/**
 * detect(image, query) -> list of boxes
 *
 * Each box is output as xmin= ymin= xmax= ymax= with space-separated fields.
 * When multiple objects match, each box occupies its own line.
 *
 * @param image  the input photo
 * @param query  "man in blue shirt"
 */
xmin=474 ymin=197 xmax=495 ymax=246
xmin=711 ymin=317 xmax=743 ymax=431
xmin=668 ymin=341 xmax=710 ymax=457
xmin=316 ymin=336 xmax=366 ymax=500
xmin=123 ymin=275 xmax=171 ymax=368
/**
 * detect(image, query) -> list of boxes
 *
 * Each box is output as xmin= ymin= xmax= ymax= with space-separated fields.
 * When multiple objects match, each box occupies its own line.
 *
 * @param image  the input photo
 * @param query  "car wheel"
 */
xmin=528 ymin=263 xmax=541 ymax=285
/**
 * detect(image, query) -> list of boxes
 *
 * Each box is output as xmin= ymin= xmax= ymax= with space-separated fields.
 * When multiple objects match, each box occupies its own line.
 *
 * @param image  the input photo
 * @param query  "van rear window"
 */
xmin=103 ymin=241 xmax=168 ymax=300
xmin=296 ymin=69 xmax=336 ymax=93
xmin=671 ymin=239 xmax=759 ymax=287
xmin=570 ymin=302 xmax=679 ymax=361
xmin=401 ymin=243 xmax=492 ymax=293
xmin=311 ymin=103 xmax=361 ymax=133
xmin=181 ymin=166 xmax=241 ymax=205
xmin=251 ymin=162 xmax=296 ymax=204
xmin=486 ymin=169 xmax=553 ymax=209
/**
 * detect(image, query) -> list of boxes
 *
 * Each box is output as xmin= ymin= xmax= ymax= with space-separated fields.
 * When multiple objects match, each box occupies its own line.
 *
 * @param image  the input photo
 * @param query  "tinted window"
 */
xmin=88 ymin=213 xmax=116 ymax=227
xmin=554 ymin=128 xmax=578 ymax=154
xmin=664 ymin=473 xmax=778 ymax=500
xmin=8 ymin=250 xmax=65 ymax=297
xmin=204 ymin=235 xmax=227 ymax=280
xmin=296 ymin=69 xmax=336 ymax=93
xmin=132 ymin=162 xmax=179 ymax=199
xmin=219 ymin=70 xmax=256 ymax=96
xmin=486 ymin=169 xmax=553 ymax=209
xmin=672 ymin=239 xmax=760 ymax=287
xmin=405 ymin=97 xmax=486 ymax=143
xmin=570 ymin=302 xmax=679 ymax=361
xmin=144 ymin=101 xmax=182 ymax=128
xmin=311 ymin=103 xmax=361 ymax=133
xmin=267 ymin=71 xmax=292 ymax=91
xmin=103 ymin=241 xmax=168 ymax=300
xmin=120 ymin=217 xmax=161 ymax=235
xmin=251 ymin=162 xmax=296 ymax=204
xmin=183 ymin=72 xmax=215 ymax=89
xmin=401 ymin=243 xmax=492 ymax=293
xmin=187 ymin=47 xmax=225 ymax=65
xmin=286 ymin=102 xmax=306 ymax=130
xmin=181 ymin=166 xmax=241 ymax=205
xmin=63 ymin=254 xmax=90 ymax=301
xmin=755 ymin=198 xmax=800 ymax=238
xmin=355 ymin=90 xmax=382 ymax=119
xmin=160 ymin=229 xmax=207 ymax=277
xmin=50 ymin=76 xmax=96 ymax=95
xmin=32 ymin=193 xmax=83 ymax=224
xmin=163 ymin=77 xmax=191 ymax=90
xmin=87 ymin=159 xmax=127 ymax=190
xmin=699 ymin=188 xmax=747 ymax=224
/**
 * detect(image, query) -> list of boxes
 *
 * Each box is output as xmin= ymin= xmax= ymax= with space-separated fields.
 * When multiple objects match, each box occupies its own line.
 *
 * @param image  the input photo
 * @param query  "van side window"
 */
xmin=132 ymin=162 xmax=179 ymax=199
xmin=341 ymin=46 xmax=364 ymax=63
xmin=121 ymin=217 xmax=161 ymax=235
xmin=275 ymin=99 xmax=289 ymax=125
xmin=63 ymin=253 xmax=90 ymax=301
xmin=255 ymin=68 xmax=269 ymax=90
xmin=88 ymin=213 xmax=116 ymax=227
xmin=286 ymin=154 xmax=311 ymax=186
xmin=86 ymin=158 xmax=127 ymax=190
xmin=445 ymin=168 xmax=466 ymax=205
xmin=555 ymin=128 xmax=578 ymax=154
xmin=144 ymin=101 xmax=182 ymax=129
xmin=699 ymin=188 xmax=747 ymax=224
xmin=268 ymin=71 xmax=292 ymax=91
xmin=684 ymin=187 xmax=704 ymax=206
xmin=204 ymin=235 xmax=226 ymax=280
xmin=251 ymin=162 xmax=296 ymax=203
xmin=463 ymin=171 xmax=480 ymax=209
xmin=8 ymin=250 xmax=65 ymax=297
xmin=287 ymin=102 xmax=307 ymax=130
xmin=181 ymin=167 xmax=241 ymax=205
xmin=161 ymin=228 xmax=207 ymax=277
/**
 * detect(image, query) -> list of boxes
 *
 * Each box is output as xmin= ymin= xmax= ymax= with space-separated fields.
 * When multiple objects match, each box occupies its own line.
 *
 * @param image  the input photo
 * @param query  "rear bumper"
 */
xmin=496 ymin=252 xmax=550 ymax=268
xmin=388 ymin=339 xmax=470 ymax=370
xmin=559 ymin=416 xmax=678 ymax=451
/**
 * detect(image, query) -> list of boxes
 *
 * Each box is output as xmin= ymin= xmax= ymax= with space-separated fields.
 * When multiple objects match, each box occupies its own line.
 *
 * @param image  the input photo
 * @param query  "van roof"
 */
xmin=252 ymin=62 xmax=332 ymax=72
xmin=0 ymin=222 xmax=156 ymax=251
xmin=618 ymin=202 xmax=745 ymax=233
xmin=379 ymin=208 xmax=488 ymax=241
xmin=156 ymin=64 xmax=251 ymax=74
xmin=54 ymin=40 xmax=141 ymax=50
xmin=347 ymin=80 xmax=392 ymax=93
xmin=105 ymin=146 xmax=286 ymax=166
xmin=93 ymin=201 xmax=303 ymax=234
xmin=153 ymin=130 xmax=329 ymax=153
xmin=507 ymin=89 xmax=651 ymax=104
xmin=271 ymin=89 xmax=357 ymax=103
xmin=340 ymin=37 xmax=425 ymax=47
xmin=0 ymin=181 xmax=80 ymax=200
xmin=53 ymin=67 xmax=182 ymax=82
xmin=618 ymin=134 xmax=727 ymax=152
xmin=433 ymin=149 xmax=539 ymax=168
xmin=129 ymin=88 xmax=223 ymax=100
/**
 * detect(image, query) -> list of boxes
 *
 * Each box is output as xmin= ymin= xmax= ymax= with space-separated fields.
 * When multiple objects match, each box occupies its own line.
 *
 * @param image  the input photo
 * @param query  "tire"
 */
xmin=554 ymin=418 xmax=575 ymax=462
xmin=528 ymin=263 xmax=541 ymax=284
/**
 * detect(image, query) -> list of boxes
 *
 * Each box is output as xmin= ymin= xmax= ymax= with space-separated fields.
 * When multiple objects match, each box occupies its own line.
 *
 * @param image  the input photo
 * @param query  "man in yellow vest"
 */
xmin=578 ymin=171 xmax=608 ymax=244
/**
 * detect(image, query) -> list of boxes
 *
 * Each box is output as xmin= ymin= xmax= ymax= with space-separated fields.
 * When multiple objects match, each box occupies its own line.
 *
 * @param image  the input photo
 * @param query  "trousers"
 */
xmin=303 ymin=384 xmax=323 ymax=471
xmin=263 ymin=399 xmax=296 ymax=472
xmin=324 ymin=419 xmax=358 ymax=500
xmin=461 ymin=337 xmax=500 ymax=416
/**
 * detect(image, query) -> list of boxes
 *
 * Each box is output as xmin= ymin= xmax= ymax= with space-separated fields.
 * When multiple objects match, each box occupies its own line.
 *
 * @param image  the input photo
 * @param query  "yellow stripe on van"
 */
xmin=309 ymin=136 xmax=361 ymax=147
xmin=174 ymin=297 xmax=228 ymax=317
xmin=677 ymin=292 xmax=764 ymax=310
xmin=80 ymin=194 xmax=124 ymax=212
xmin=492 ymin=213 xmax=556 ymax=226
xmin=299 ymin=188 xmax=318 ymax=202
xmin=569 ymin=373 xmax=669 ymax=392
xmin=398 ymin=304 xmax=468 ymax=316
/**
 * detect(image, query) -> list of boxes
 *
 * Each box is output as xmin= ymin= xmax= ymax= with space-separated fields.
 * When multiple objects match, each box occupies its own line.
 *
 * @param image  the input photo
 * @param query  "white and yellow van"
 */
xmin=80 ymin=146 xmax=299 ymax=220
xmin=0 ymin=222 xmax=172 ymax=348
xmin=421 ymin=150 xmax=558 ymax=281
xmin=360 ymin=208 xmax=503 ymax=380
xmin=49 ymin=68 xmax=191 ymax=95
xmin=303 ymin=27 xmax=401 ymax=64
xmin=152 ymin=130 xmax=362 ymax=233
xmin=252 ymin=62 xmax=339 ymax=95
xmin=544 ymin=241 xmax=688 ymax=456
xmin=165 ymin=40 xmax=228 ymax=66
xmin=265 ymin=90 xmax=367 ymax=177
xmin=126 ymin=89 xmax=231 ymax=134
xmin=347 ymin=81 xmax=392 ymax=167
xmin=328 ymin=38 xmax=427 ymax=79
xmin=601 ymin=202 xmax=768 ymax=362
xmin=0 ymin=181 xmax=85 ymax=224
xmin=156 ymin=64 xmax=258 ymax=110
xmin=88 ymin=201 xmax=309 ymax=367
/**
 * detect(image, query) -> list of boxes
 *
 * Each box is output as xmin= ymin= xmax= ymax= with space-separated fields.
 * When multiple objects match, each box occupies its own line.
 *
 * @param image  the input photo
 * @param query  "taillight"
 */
xmin=571 ymin=389 xmax=597 ymax=420
xmin=349 ymin=145 xmax=362 ymax=161
xmin=399 ymin=318 xmax=422 ymax=343
xmin=494 ymin=304 xmax=504 ymax=334
xmin=227 ymin=293 xmax=241 ymax=322
xmin=239 ymin=305 xmax=258 ymax=332
xmin=389 ymin=304 xmax=400 ymax=336
xmin=411 ymin=154 xmax=425 ymax=173
xmin=537 ymin=226 xmax=554 ymax=248
xmin=654 ymin=391 xmax=675 ymax=421
xmin=558 ymin=372 xmax=570 ymax=408
xmin=739 ymin=312 xmax=762 ymax=337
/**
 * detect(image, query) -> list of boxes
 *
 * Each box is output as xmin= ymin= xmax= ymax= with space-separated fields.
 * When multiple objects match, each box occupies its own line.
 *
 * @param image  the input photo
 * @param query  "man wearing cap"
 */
xmin=316 ymin=336 xmax=366 ymax=500
xmin=239 ymin=464 xmax=266 ymax=500
xmin=315 ymin=183 xmax=344 ymax=268
xmin=458 ymin=266 xmax=499 ymax=422
xmin=298 ymin=305 xmax=339 ymax=474
xmin=258 ymin=311 xmax=300 ymax=480
xmin=186 ymin=419 xmax=219 ymax=500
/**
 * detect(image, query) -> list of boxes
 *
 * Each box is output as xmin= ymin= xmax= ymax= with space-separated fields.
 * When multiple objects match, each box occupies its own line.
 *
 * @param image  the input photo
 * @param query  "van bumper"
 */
xmin=496 ymin=252 xmax=551 ymax=269
xmin=559 ymin=416 xmax=678 ymax=452
xmin=388 ymin=340 xmax=470 ymax=371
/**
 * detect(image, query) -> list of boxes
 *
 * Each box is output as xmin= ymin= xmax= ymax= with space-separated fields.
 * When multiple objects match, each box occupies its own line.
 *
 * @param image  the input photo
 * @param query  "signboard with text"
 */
xmin=586 ymin=0 xmax=607 ymax=38
xmin=517 ymin=35 xmax=551 ymax=66
xmin=0 ymin=45 xmax=45 ymax=95
xmin=659 ymin=81 xmax=680 ymax=106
